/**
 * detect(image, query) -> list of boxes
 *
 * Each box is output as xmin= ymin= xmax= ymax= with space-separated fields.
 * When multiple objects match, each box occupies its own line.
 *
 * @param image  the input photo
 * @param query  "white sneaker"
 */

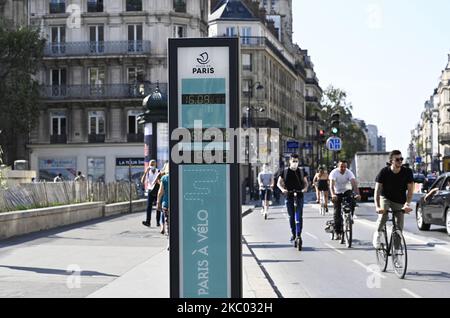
xmin=373 ymin=232 xmax=382 ymax=249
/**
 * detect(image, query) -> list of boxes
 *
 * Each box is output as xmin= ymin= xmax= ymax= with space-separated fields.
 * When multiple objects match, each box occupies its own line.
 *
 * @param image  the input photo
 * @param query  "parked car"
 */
xmin=416 ymin=173 xmax=450 ymax=236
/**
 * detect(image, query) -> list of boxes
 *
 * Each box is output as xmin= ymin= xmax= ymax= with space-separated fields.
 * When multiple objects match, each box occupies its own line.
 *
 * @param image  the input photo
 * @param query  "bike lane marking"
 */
xmin=352 ymin=259 xmax=387 ymax=279
xmin=401 ymin=288 xmax=422 ymax=298
xmin=304 ymin=232 xmax=318 ymax=240
xmin=324 ymin=243 xmax=345 ymax=255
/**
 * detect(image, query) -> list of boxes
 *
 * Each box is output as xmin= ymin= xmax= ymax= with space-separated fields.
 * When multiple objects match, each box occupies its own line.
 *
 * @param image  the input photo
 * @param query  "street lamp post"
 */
xmin=246 ymin=81 xmax=264 ymax=202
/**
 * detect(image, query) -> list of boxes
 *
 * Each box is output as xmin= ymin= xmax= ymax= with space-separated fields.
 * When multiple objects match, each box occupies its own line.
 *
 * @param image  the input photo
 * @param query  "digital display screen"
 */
xmin=182 ymin=94 xmax=226 ymax=105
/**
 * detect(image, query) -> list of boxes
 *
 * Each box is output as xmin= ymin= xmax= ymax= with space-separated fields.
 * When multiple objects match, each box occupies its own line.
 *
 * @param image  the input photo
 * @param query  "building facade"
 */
xmin=209 ymin=0 xmax=320 ymax=191
xmin=377 ymin=135 xmax=386 ymax=152
xmin=28 ymin=0 xmax=208 ymax=182
xmin=0 ymin=0 xmax=28 ymax=26
xmin=437 ymin=55 xmax=450 ymax=172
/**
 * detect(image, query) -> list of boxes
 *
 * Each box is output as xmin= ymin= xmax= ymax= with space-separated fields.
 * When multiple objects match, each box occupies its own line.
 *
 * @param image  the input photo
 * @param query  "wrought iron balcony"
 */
xmin=241 ymin=117 xmax=280 ymax=128
xmin=41 ymin=83 xmax=167 ymax=100
xmin=439 ymin=133 xmax=450 ymax=144
xmin=88 ymin=134 xmax=105 ymax=143
xmin=306 ymin=78 xmax=319 ymax=86
xmin=50 ymin=134 xmax=67 ymax=144
xmin=44 ymin=41 xmax=151 ymax=57
xmin=305 ymin=96 xmax=319 ymax=103
xmin=127 ymin=133 xmax=144 ymax=143
xmin=239 ymin=36 xmax=297 ymax=75
xmin=306 ymin=114 xmax=321 ymax=122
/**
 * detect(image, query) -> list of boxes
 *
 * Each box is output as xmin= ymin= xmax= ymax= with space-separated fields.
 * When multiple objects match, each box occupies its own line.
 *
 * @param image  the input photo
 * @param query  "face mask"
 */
xmin=290 ymin=162 xmax=299 ymax=170
xmin=150 ymin=166 xmax=156 ymax=171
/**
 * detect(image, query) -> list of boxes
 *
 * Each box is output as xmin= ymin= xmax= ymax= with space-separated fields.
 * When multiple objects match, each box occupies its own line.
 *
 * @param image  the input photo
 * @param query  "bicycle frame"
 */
xmin=377 ymin=210 xmax=408 ymax=279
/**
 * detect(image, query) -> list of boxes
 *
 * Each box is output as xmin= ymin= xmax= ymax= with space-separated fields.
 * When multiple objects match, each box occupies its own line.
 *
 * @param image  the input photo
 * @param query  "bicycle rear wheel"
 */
xmin=376 ymin=228 xmax=389 ymax=272
xmin=391 ymin=230 xmax=408 ymax=279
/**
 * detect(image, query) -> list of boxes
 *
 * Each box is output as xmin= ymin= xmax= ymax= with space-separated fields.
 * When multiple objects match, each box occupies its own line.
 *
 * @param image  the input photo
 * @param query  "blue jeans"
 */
xmin=286 ymin=196 xmax=304 ymax=237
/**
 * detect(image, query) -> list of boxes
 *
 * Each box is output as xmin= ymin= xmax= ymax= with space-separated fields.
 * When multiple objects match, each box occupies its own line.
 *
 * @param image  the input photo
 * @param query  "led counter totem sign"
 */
xmin=168 ymin=38 xmax=242 ymax=298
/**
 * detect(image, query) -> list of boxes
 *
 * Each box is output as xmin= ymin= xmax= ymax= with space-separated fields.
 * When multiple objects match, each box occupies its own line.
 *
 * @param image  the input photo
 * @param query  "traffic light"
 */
xmin=331 ymin=113 xmax=340 ymax=136
xmin=318 ymin=129 xmax=326 ymax=143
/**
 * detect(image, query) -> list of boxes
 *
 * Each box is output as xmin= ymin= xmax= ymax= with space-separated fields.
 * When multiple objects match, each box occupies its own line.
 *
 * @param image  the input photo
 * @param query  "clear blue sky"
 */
xmin=293 ymin=0 xmax=450 ymax=156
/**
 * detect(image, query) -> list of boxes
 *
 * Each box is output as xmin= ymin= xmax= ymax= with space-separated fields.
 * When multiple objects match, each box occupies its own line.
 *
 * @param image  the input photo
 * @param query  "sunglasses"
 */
xmin=394 ymin=157 xmax=404 ymax=162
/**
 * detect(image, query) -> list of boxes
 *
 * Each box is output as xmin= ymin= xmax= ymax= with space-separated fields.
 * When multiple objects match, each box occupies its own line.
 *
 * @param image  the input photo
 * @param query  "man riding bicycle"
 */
xmin=277 ymin=154 xmax=309 ymax=246
xmin=373 ymin=150 xmax=414 ymax=249
xmin=258 ymin=164 xmax=274 ymax=215
xmin=329 ymin=160 xmax=361 ymax=240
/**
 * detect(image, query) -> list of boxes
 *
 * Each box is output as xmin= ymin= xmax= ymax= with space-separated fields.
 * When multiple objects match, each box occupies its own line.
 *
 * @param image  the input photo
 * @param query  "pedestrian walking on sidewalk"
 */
xmin=141 ymin=160 xmax=160 ymax=227
xmin=157 ymin=163 xmax=170 ymax=250
xmin=74 ymin=171 xmax=86 ymax=182
xmin=54 ymin=173 xmax=63 ymax=183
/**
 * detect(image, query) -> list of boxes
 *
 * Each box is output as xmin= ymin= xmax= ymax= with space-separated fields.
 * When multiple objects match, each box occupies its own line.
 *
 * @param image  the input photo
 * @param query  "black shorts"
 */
xmin=260 ymin=189 xmax=272 ymax=201
xmin=318 ymin=180 xmax=329 ymax=192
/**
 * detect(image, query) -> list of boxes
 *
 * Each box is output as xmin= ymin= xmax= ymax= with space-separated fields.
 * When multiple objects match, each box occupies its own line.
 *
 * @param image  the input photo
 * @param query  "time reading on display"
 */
xmin=182 ymin=94 xmax=226 ymax=105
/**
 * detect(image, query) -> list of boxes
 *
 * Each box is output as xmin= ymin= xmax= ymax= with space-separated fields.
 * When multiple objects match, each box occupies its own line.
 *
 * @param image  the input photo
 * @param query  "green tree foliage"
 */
xmin=0 ymin=20 xmax=45 ymax=165
xmin=321 ymin=86 xmax=368 ymax=162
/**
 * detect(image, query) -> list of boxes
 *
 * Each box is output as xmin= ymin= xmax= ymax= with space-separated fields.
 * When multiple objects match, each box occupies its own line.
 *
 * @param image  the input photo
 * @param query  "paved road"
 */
xmin=243 ymin=201 xmax=450 ymax=298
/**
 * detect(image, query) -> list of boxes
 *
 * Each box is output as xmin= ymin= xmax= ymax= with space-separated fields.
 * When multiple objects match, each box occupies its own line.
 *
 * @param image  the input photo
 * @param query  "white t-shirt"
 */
xmin=146 ymin=169 xmax=159 ymax=190
xmin=329 ymin=169 xmax=355 ymax=194
xmin=258 ymin=171 xmax=273 ymax=188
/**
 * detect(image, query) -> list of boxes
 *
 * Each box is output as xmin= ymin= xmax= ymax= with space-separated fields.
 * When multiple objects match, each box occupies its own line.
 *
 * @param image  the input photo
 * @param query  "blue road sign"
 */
xmin=287 ymin=141 xmax=299 ymax=149
xmin=326 ymin=137 xmax=342 ymax=151
xmin=415 ymin=157 xmax=422 ymax=164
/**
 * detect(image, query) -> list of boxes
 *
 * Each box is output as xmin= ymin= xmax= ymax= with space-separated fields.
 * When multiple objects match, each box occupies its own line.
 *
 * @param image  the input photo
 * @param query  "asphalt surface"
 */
xmin=243 ymin=194 xmax=450 ymax=298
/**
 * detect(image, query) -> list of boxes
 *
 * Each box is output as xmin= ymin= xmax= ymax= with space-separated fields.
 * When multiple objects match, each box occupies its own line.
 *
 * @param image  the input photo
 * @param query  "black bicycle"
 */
xmin=376 ymin=212 xmax=408 ymax=279
xmin=340 ymin=191 xmax=356 ymax=248
xmin=330 ymin=191 xmax=356 ymax=248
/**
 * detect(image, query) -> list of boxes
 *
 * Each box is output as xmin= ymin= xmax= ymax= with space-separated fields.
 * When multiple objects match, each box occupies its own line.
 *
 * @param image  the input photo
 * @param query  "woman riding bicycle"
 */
xmin=313 ymin=166 xmax=330 ymax=212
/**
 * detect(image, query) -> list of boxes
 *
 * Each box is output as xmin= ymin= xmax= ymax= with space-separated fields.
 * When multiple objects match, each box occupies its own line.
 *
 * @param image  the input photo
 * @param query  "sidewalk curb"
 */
xmin=241 ymin=205 xmax=280 ymax=298
xmin=242 ymin=206 xmax=255 ymax=217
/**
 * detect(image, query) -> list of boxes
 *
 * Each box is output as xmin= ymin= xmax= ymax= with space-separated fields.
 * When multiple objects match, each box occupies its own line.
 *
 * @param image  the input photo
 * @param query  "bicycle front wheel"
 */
xmin=344 ymin=215 xmax=352 ymax=248
xmin=376 ymin=228 xmax=389 ymax=272
xmin=391 ymin=230 xmax=408 ymax=279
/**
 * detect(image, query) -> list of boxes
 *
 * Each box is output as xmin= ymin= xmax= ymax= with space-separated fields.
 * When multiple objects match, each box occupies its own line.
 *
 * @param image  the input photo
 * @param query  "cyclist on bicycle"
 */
xmin=373 ymin=150 xmax=414 ymax=249
xmin=277 ymin=154 xmax=309 ymax=244
xmin=258 ymin=164 xmax=274 ymax=213
xmin=329 ymin=160 xmax=361 ymax=240
xmin=313 ymin=166 xmax=329 ymax=212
